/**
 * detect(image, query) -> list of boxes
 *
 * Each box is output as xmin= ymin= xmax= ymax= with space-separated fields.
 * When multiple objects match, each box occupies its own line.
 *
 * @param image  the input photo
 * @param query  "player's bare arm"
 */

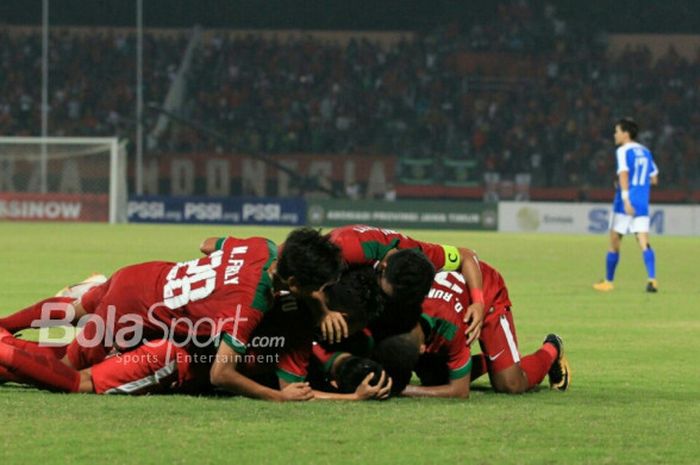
xmin=458 ymin=247 xmax=485 ymax=345
xmin=401 ymin=375 xmax=470 ymax=399
xmin=209 ymin=343 xmax=313 ymax=401
xmin=618 ymin=170 xmax=635 ymax=216
xmin=290 ymin=372 xmax=391 ymax=401
xmin=199 ymin=237 xmax=220 ymax=255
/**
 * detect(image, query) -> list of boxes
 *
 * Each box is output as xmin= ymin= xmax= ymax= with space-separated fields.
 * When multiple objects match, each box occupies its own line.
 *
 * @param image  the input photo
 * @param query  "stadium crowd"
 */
xmin=0 ymin=30 xmax=186 ymax=138
xmin=1 ymin=1 xmax=699 ymax=187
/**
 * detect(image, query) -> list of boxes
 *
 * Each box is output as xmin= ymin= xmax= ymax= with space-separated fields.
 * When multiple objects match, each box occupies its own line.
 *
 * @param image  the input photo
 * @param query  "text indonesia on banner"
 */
xmin=131 ymin=154 xmax=396 ymax=198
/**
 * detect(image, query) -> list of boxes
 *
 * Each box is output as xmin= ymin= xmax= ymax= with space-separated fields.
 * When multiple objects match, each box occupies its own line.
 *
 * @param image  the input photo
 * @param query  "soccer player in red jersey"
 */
xmin=326 ymin=225 xmax=485 ymax=345
xmin=0 ymin=264 xmax=392 ymax=400
xmin=0 ymin=228 xmax=343 ymax=401
xmin=375 ymin=263 xmax=571 ymax=397
xmin=51 ymin=290 xmax=382 ymax=398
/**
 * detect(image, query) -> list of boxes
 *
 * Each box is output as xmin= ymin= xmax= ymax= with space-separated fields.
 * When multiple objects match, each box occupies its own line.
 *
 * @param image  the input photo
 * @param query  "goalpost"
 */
xmin=0 ymin=137 xmax=128 ymax=224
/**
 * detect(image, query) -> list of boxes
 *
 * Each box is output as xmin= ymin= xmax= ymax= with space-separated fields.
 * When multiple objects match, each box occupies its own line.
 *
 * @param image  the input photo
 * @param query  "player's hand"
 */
xmin=280 ymin=382 xmax=314 ymax=402
xmin=354 ymin=371 xmax=393 ymax=400
xmin=463 ymin=302 xmax=485 ymax=346
xmin=624 ymin=202 xmax=635 ymax=216
xmin=320 ymin=311 xmax=348 ymax=343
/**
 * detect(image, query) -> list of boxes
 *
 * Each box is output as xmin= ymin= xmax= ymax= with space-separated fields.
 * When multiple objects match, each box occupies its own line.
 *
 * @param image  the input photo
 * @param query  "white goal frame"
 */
xmin=0 ymin=136 xmax=128 ymax=223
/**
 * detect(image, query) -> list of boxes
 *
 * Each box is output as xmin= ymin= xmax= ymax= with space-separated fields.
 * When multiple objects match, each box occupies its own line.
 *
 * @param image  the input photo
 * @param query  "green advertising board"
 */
xmin=307 ymin=200 xmax=498 ymax=230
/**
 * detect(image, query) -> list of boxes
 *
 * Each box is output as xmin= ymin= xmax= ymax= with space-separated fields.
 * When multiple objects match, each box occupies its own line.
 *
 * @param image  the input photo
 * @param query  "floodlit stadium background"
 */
xmin=1 ymin=2 xmax=699 ymax=465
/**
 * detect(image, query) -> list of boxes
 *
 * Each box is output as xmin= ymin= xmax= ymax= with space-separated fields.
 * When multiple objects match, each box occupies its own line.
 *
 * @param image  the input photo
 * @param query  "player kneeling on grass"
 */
xmin=0 ymin=228 xmax=343 ymax=401
xmin=375 ymin=265 xmax=571 ymax=397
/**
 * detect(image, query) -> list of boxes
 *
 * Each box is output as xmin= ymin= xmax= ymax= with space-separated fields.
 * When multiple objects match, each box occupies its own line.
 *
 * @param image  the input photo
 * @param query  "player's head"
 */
xmin=334 ymin=355 xmax=384 ymax=394
xmin=324 ymin=266 xmax=383 ymax=335
xmin=372 ymin=330 xmax=422 ymax=394
xmin=614 ymin=117 xmax=639 ymax=145
xmin=277 ymin=228 xmax=343 ymax=297
xmin=368 ymin=297 xmax=423 ymax=340
xmin=377 ymin=248 xmax=435 ymax=308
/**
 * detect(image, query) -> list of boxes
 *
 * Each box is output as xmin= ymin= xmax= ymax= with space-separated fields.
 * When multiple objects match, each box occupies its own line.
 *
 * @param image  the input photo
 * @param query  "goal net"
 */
xmin=0 ymin=137 xmax=127 ymax=223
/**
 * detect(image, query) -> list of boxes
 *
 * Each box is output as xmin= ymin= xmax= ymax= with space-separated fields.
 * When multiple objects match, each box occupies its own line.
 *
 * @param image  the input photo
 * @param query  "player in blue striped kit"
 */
xmin=594 ymin=118 xmax=659 ymax=293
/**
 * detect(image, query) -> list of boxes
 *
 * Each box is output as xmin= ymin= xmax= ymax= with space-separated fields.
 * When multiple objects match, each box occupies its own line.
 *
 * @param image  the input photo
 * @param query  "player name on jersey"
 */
xmin=224 ymin=246 xmax=249 ymax=285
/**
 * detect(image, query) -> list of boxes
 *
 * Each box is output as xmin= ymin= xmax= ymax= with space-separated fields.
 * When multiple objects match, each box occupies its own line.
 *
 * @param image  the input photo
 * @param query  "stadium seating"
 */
xmin=2 ymin=1 xmax=699 ymax=189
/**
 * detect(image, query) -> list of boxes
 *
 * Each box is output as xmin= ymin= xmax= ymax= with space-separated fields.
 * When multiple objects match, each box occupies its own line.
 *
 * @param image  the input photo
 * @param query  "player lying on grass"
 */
xmin=0 ymin=228 xmax=343 ymax=401
xmin=308 ymin=342 xmax=401 ymax=399
xmin=374 ymin=263 xmax=571 ymax=396
xmin=0 ymin=264 xmax=392 ymax=401
xmin=319 ymin=225 xmax=486 ymax=345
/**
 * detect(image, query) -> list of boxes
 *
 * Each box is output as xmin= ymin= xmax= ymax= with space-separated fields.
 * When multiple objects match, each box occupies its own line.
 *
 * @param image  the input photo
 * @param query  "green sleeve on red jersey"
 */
xmin=420 ymin=312 xmax=471 ymax=380
xmin=215 ymin=237 xmax=227 ymax=250
xmin=251 ymin=239 xmax=278 ymax=312
xmin=449 ymin=358 xmax=472 ymax=380
xmin=277 ymin=344 xmax=311 ymax=383
xmin=420 ymin=314 xmax=458 ymax=341
xmin=221 ymin=332 xmax=248 ymax=355
xmin=360 ymin=238 xmax=400 ymax=261
xmin=217 ymin=305 xmax=266 ymax=355
xmin=322 ymin=351 xmax=345 ymax=375
xmin=276 ymin=368 xmax=306 ymax=383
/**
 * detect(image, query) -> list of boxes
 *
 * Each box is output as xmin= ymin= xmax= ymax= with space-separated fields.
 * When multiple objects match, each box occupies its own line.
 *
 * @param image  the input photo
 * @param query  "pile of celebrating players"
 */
xmin=0 ymin=225 xmax=570 ymax=400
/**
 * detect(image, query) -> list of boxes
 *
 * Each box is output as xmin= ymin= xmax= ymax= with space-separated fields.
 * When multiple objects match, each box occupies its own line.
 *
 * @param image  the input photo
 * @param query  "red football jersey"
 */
xmin=148 ymin=236 xmax=277 ymax=353
xmin=458 ymin=260 xmax=512 ymax=311
xmin=420 ymin=272 xmax=473 ymax=380
xmin=329 ymin=225 xmax=462 ymax=272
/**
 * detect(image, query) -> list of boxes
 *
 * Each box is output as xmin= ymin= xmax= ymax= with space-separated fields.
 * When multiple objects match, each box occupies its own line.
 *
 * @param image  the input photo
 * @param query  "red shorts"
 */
xmin=68 ymin=262 xmax=170 ymax=369
xmin=478 ymin=307 xmax=521 ymax=373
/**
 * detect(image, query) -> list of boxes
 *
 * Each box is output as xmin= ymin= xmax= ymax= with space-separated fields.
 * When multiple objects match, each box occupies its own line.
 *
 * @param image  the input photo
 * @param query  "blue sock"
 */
xmin=606 ymin=251 xmax=620 ymax=281
xmin=643 ymin=247 xmax=656 ymax=280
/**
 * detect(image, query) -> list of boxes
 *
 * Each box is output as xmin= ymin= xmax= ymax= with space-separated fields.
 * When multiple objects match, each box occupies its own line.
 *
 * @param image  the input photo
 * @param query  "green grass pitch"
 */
xmin=1 ymin=222 xmax=699 ymax=465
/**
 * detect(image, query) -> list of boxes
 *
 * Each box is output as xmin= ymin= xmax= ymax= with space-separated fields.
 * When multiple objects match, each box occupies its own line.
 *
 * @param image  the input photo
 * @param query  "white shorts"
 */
xmin=610 ymin=213 xmax=650 ymax=235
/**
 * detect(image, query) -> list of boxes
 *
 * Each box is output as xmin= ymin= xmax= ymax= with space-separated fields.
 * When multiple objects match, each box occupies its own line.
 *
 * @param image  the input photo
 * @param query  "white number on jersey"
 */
xmin=434 ymin=271 xmax=466 ymax=293
xmin=430 ymin=272 xmax=467 ymax=313
xmin=163 ymin=250 xmax=223 ymax=309
xmin=632 ymin=156 xmax=649 ymax=187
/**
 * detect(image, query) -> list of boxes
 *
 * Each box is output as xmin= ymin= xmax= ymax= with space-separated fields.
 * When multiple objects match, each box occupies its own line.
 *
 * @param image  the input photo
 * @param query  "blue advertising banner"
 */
xmin=128 ymin=196 xmax=306 ymax=225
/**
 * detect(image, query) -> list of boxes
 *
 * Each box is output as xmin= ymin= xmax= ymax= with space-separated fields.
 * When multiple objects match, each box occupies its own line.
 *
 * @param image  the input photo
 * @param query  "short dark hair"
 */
xmin=368 ymin=299 xmax=422 ymax=340
xmin=616 ymin=117 xmax=639 ymax=140
xmin=324 ymin=266 xmax=383 ymax=334
xmin=277 ymin=228 xmax=342 ymax=292
xmin=335 ymin=356 xmax=384 ymax=394
xmin=372 ymin=333 xmax=420 ymax=394
xmin=383 ymin=248 xmax=435 ymax=307
xmin=414 ymin=353 xmax=450 ymax=386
